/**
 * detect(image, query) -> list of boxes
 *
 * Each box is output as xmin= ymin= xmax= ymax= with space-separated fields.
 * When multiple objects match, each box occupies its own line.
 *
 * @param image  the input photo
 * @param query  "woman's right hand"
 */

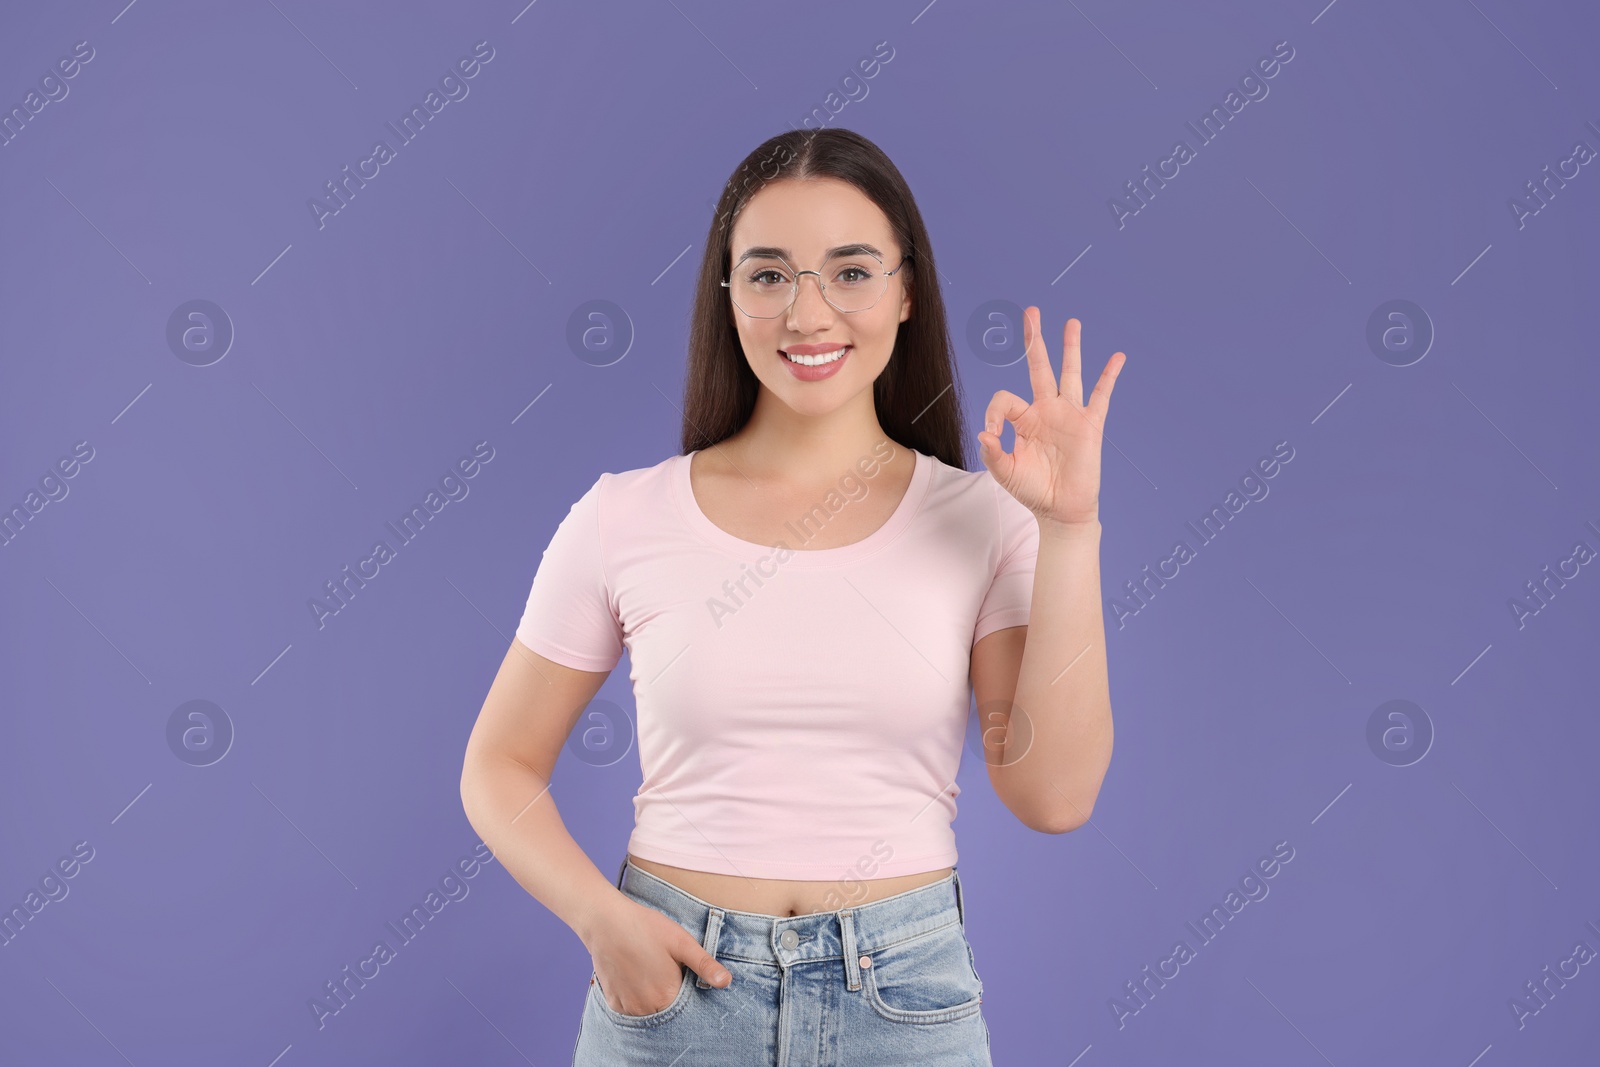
xmin=585 ymin=893 xmax=732 ymax=1016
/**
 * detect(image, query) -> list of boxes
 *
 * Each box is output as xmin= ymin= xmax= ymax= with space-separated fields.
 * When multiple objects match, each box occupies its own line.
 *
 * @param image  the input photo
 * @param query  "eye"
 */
xmin=750 ymin=269 xmax=788 ymax=286
xmin=836 ymin=266 xmax=871 ymax=284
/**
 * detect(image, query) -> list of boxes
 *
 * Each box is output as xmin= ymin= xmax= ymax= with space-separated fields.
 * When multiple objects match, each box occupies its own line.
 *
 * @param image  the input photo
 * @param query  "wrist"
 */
xmin=574 ymin=887 xmax=631 ymax=949
xmin=1038 ymin=513 xmax=1102 ymax=540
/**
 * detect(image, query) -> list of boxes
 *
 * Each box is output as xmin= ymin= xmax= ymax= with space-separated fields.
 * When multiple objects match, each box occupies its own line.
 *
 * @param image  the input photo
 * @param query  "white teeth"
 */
xmin=783 ymin=346 xmax=849 ymax=367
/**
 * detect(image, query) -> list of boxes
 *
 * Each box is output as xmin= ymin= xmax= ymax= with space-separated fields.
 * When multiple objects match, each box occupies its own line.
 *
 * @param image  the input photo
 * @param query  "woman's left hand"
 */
xmin=977 ymin=307 xmax=1125 ymax=528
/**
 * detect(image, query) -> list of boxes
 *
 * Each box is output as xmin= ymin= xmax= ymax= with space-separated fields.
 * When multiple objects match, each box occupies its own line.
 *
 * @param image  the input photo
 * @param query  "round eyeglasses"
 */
xmin=721 ymin=251 xmax=910 ymax=318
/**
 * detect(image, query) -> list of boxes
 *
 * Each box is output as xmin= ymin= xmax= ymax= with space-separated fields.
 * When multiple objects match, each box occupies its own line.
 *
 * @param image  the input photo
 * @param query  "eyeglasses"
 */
xmin=721 ymin=251 xmax=909 ymax=318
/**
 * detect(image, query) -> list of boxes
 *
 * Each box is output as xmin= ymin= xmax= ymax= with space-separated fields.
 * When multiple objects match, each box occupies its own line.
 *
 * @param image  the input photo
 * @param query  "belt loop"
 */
xmin=840 ymin=909 xmax=861 ymax=991
xmin=614 ymin=855 xmax=628 ymax=890
xmin=695 ymin=907 xmax=725 ymax=988
xmin=952 ymin=866 xmax=966 ymax=926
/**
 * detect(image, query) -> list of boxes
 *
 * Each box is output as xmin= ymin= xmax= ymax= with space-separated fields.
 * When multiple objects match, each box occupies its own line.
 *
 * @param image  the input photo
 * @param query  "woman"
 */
xmin=460 ymin=127 xmax=1121 ymax=1065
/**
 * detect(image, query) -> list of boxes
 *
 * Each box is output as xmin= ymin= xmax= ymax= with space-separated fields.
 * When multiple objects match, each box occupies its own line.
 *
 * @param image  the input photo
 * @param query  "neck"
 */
xmin=723 ymin=389 xmax=901 ymax=486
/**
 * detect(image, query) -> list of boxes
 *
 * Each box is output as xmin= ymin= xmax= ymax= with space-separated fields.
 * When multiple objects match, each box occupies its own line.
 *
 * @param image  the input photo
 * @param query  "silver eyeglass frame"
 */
xmin=721 ymin=252 xmax=911 ymax=318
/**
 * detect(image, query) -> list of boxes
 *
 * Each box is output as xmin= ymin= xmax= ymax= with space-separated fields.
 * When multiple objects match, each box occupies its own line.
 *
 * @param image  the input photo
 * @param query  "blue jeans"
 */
xmin=572 ymin=857 xmax=993 ymax=1066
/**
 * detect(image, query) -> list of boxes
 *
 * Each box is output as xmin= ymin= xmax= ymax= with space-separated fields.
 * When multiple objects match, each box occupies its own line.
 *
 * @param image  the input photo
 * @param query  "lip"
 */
xmin=779 ymin=344 xmax=851 ymax=381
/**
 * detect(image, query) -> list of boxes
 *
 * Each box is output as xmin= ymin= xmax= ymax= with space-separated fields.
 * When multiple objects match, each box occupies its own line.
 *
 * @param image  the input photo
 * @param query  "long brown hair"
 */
xmin=680 ymin=128 xmax=971 ymax=472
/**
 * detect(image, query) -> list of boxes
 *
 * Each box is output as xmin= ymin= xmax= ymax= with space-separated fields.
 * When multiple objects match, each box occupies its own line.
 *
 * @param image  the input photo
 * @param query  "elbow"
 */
xmin=458 ymin=771 xmax=477 ymax=824
xmin=1027 ymin=791 xmax=1098 ymax=834
xmin=1032 ymin=810 xmax=1091 ymax=835
xmin=1007 ymin=798 xmax=1091 ymax=835
xmin=995 ymin=776 xmax=1098 ymax=834
xmin=459 ymin=751 xmax=489 ymax=820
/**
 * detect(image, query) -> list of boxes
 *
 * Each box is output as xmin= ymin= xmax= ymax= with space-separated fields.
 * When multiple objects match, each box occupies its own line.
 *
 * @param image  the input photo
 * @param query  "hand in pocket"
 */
xmin=587 ymin=896 xmax=731 ymax=1016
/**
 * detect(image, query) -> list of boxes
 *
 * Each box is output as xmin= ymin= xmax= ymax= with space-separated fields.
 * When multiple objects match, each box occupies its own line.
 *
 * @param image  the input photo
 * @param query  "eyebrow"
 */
xmin=734 ymin=243 xmax=885 ymax=263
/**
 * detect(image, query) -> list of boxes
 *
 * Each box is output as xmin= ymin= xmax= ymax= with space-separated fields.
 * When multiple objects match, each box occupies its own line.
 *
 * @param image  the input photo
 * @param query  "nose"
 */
xmin=784 ymin=271 xmax=837 ymax=333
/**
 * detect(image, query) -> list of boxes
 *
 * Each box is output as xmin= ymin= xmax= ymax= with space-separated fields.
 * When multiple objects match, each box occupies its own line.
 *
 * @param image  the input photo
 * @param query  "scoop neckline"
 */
xmin=674 ymin=447 xmax=931 ymax=566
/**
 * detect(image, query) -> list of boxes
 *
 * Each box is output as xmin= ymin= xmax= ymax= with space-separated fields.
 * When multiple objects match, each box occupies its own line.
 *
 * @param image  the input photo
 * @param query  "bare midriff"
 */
xmin=626 ymin=853 xmax=954 ymax=917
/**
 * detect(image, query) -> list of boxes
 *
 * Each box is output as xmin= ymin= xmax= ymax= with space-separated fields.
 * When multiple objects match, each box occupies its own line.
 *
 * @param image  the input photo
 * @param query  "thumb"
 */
xmin=674 ymin=935 xmax=732 ymax=988
xmin=976 ymin=427 xmax=1012 ymax=483
xmin=976 ymin=428 xmax=997 ymax=467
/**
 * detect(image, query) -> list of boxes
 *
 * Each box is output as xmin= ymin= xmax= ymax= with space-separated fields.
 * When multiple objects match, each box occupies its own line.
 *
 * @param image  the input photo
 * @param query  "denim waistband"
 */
xmin=611 ymin=857 xmax=968 ymax=992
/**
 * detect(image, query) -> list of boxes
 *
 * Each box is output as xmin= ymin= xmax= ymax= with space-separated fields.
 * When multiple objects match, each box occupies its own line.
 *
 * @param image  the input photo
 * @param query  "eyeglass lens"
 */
xmin=727 ymin=255 xmax=892 ymax=317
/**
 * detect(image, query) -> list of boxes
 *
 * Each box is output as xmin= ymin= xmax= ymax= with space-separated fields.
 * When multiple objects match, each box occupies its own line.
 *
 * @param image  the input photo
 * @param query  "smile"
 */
xmin=781 ymin=346 xmax=851 ymax=367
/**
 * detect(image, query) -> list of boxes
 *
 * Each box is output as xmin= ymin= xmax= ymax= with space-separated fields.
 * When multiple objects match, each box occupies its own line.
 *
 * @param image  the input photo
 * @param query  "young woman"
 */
xmin=460 ymin=128 xmax=1121 ymax=1065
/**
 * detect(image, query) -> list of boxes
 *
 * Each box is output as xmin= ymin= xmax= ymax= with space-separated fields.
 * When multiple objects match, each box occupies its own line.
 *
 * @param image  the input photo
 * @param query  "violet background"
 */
xmin=2 ymin=1 xmax=1598 ymax=1064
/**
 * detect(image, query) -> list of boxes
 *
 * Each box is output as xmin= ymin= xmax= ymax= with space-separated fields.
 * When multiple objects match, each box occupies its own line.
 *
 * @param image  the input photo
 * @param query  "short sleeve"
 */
xmin=973 ymin=480 xmax=1039 ymax=645
xmin=513 ymin=474 xmax=625 ymax=672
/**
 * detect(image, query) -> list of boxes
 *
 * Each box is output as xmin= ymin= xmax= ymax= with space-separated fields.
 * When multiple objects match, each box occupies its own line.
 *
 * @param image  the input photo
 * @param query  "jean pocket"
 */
xmin=862 ymin=921 xmax=985 ymax=1024
xmin=590 ymin=964 xmax=696 ymax=1028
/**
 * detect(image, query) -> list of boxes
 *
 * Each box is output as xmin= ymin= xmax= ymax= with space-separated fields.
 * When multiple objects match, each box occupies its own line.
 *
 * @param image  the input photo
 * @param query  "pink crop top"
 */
xmin=513 ymin=445 xmax=1040 ymax=879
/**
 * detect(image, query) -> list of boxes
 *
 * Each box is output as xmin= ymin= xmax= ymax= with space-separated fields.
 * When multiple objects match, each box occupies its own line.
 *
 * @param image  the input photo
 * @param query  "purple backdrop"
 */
xmin=2 ymin=1 xmax=1597 ymax=1064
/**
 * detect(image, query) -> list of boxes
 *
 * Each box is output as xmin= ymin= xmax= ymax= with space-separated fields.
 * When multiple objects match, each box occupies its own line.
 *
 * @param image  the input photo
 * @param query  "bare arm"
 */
xmin=459 ymin=637 xmax=732 ymax=1011
xmin=971 ymin=519 xmax=1114 ymax=834
xmin=458 ymin=637 xmax=623 ymax=948
xmin=973 ymin=308 xmax=1122 ymax=835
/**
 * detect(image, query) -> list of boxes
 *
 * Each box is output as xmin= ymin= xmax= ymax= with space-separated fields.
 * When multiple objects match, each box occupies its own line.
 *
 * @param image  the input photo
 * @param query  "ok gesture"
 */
xmin=977 ymin=307 xmax=1125 ymax=527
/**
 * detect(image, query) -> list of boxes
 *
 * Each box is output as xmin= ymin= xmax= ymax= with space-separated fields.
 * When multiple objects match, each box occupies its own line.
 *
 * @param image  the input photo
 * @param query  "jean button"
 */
xmin=859 ymin=955 xmax=872 ymax=969
xmin=779 ymin=929 xmax=799 ymax=949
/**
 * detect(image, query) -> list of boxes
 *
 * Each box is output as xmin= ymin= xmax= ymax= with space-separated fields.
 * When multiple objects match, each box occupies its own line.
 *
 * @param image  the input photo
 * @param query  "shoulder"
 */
xmin=595 ymin=452 xmax=678 ymax=491
xmin=580 ymin=452 xmax=681 ymax=520
xmin=918 ymin=452 xmax=1036 ymax=544
xmin=919 ymin=451 xmax=1005 ymax=513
